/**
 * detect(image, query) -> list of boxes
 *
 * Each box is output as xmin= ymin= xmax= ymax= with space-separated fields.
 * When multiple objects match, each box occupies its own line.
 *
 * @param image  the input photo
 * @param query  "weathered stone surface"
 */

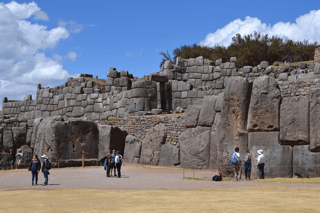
xmin=0 ymin=152 xmax=10 ymax=170
xmin=151 ymin=109 xmax=162 ymax=115
xmin=173 ymin=145 xmax=180 ymax=165
xmin=248 ymin=132 xmax=293 ymax=178
xmin=314 ymin=63 xmax=320 ymax=74
xmin=31 ymin=118 xmax=42 ymax=149
xmin=12 ymin=127 xmax=27 ymax=148
xmin=33 ymin=116 xmax=99 ymax=162
xmin=247 ymin=76 xmax=280 ymax=131
xmin=140 ymin=124 xmax=167 ymax=165
xmin=217 ymin=77 xmax=251 ymax=176
xmin=183 ymin=105 xmax=201 ymax=128
xmin=214 ymin=92 xmax=224 ymax=112
xmin=123 ymin=135 xmax=141 ymax=163
xmin=72 ymin=107 xmax=85 ymax=117
xmin=209 ymin=113 xmax=220 ymax=170
xmin=198 ymin=96 xmax=217 ymax=127
xmin=309 ymin=88 xmax=320 ymax=151
xmin=3 ymin=130 xmax=13 ymax=152
xmin=180 ymin=126 xmax=210 ymax=169
xmin=18 ymin=145 xmax=33 ymax=168
xmin=293 ymin=145 xmax=320 ymax=178
xmin=98 ymin=125 xmax=111 ymax=160
xmin=158 ymin=143 xmax=173 ymax=167
xmin=280 ymin=96 xmax=309 ymax=145
xmin=26 ymin=130 xmax=32 ymax=146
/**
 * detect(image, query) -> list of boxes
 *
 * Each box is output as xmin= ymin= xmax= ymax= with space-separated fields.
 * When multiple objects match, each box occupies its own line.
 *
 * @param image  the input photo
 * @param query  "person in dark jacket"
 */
xmin=104 ymin=153 xmax=111 ymax=177
xmin=115 ymin=151 xmax=123 ymax=178
xmin=28 ymin=155 xmax=41 ymax=186
xmin=110 ymin=150 xmax=117 ymax=177
xmin=243 ymin=149 xmax=252 ymax=181
xmin=41 ymin=155 xmax=50 ymax=185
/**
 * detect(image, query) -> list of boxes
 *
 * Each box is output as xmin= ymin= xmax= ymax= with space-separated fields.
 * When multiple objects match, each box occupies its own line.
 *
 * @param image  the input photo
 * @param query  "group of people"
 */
xmin=231 ymin=147 xmax=265 ymax=181
xmin=103 ymin=150 xmax=123 ymax=178
xmin=8 ymin=149 xmax=23 ymax=170
xmin=28 ymin=154 xmax=51 ymax=186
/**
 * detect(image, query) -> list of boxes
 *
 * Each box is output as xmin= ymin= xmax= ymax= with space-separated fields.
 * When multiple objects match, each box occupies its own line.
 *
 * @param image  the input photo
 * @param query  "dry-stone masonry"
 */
xmin=1 ymin=49 xmax=320 ymax=178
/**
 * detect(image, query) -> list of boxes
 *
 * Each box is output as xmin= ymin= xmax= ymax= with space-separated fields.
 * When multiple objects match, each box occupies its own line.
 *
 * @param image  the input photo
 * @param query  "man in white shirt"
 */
xmin=115 ymin=151 xmax=123 ymax=178
xmin=257 ymin=150 xmax=265 ymax=179
xmin=231 ymin=147 xmax=242 ymax=181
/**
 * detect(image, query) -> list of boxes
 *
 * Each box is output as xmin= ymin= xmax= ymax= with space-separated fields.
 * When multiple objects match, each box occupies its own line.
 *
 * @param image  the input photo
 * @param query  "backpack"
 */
xmin=212 ymin=175 xmax=222 ymax=181
xmin=243 ymin=155 xmax=250 ymax=164
xmin=231 ymin=153 xmax=239 ymax=164
xmin=45 ymin=160 xmax=51 ymax=170
xmin=119 ymin=155 xmax=122 ymax=162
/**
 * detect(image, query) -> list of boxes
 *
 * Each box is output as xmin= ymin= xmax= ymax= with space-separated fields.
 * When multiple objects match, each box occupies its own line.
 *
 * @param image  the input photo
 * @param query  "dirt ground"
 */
xmin=1 ymin=165 xmax=320 ymax=213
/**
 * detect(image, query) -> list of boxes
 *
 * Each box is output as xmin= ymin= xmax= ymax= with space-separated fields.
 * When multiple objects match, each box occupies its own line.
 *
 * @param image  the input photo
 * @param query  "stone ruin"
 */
xmin=1 ymin=49 xmax=320 ymax=179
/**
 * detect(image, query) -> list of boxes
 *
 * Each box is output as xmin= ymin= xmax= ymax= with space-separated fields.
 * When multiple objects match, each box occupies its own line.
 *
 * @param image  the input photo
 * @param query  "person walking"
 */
xmin=243 ymin=149 xmax=252 ymax=181
xmin=257 ymin=150 xmax=265 ymax=179
xmin=9 ymin=149 xmax=15 ymax=170
xmin=231 ymin=147 xmax=242 ymax=181
xmin=104 ymin=153 xmax=111 ymax=177
xmin=110 ymin=150 xmax=117 ymax=177
xmin=115 ymin=151 xmax=123 ymax=178
xmin=41 ymin=155 xmax=51 ymax=185
xmin=28 ymin=155 xmax=41 ymax=186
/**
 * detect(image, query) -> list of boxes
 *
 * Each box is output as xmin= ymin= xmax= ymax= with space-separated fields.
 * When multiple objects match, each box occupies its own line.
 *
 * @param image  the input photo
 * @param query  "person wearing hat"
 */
xmin=41 ymin=155 xmax=51 ymax=185
xmin=16 ymin=149 xmax=23 ymax=168
xmin=114 ymin=151 xmax=123 ymax=178
xmin=257 ymin=150 xmax=265 ymax=179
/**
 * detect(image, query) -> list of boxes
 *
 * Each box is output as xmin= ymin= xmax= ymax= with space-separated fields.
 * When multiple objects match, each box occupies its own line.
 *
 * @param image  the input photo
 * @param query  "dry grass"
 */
xmin=84 ymin=77 xmax=106 ymax=85
xmin=253 ymin=177 xmax=320 ymax=184
xmin=272 ymin=60 xmax=314 ymax=67
xmin=0 ymin=186 xmax=319 ymax=213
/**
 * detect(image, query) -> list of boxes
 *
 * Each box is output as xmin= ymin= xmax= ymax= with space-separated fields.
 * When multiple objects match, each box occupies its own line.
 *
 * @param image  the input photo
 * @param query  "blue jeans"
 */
xmin=43 ymin=171 xmax=49 ymax=184
xmin=32 ymin=171 xmax=38 ymax=184
xmin=258 ymin=163 xmax=265 ymax=179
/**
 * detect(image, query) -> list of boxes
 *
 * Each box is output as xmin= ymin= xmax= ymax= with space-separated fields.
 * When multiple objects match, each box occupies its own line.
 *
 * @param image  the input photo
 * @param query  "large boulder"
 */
xmin=140 ymin=124 xmax=167 ymax=165
xmin=0 ymin=152 xmax=10 ymax=170
xmin=98 ymin=125 xmax=111 ymax=161
xmin=214 ymin=93 xmax=224 ymax=112
xmin=30 ymin=118 xmax=43 ymax=149
xmin=3 ymin=130 xmax=13 ymax=152
xmin=123 ymin=135 xmax=141 ymax=163
xmin=158 ymin=143 xmax=173 ymax=167
xmin=209 ymin=113 xmax=220 ymax=170
xmin=293 ymin=145 xmax=320 ymax=177
xmin=280 ymin=96 xmax=309 ymax=145
xmin=33 ymin=116 xmax=99 ymax=162
xmin=217 ymin=77 xmax=251 ymax=176
xmin=309 ymin=88 xmax=320 ymax=151
xmin=180 ymin=126 xmax=210 ymax=169
xmin=197 ymin=96 xmax=217 ymax=127
xmin=18 ymin=145 xmax=33 ymax=168
xmin=12 ymin=127 xmax=27 ymax=148
xmin=248 ymin=132 xmax=293 ymax=178
xmin=247 ymin=76 xmax=280 ymax=131
xmin=183 ymin=105 xmax=201 ymax=128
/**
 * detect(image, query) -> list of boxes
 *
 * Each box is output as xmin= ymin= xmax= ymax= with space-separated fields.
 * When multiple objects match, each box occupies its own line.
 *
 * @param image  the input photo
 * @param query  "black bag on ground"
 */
xmin=212 ymin=175 xmax=222 ymax=181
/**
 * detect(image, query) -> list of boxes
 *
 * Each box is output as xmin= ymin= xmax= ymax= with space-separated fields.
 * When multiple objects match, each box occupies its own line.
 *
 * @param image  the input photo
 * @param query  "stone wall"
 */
xmin=315 ymin=47 xmax=320 ymax=63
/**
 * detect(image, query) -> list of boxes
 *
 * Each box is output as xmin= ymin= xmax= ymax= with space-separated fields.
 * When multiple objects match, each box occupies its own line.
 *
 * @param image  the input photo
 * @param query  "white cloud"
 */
xmin=138 ymin=49 xmax=143 ymax=55
xmin=200 ymin=9 xmax=320 ymax=47
xmin=53 ymin=54 xmax=62 ymax=61
xmin=125 ymin=51 xmax=133 ymax=57
xmin=67 ymin=51 xmax=78 ymax=62
xmin=33 ymin=10 xmax=49 ymax=21
xmin=0 ymin=1 xmax=75 ymax=108
xmin=59 ymin=20 xmax=83 ymax=33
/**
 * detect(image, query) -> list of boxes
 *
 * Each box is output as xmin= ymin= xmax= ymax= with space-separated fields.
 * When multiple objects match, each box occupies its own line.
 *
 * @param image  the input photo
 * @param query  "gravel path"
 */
xmin=0 ymin=164 xmax=319 ymax=191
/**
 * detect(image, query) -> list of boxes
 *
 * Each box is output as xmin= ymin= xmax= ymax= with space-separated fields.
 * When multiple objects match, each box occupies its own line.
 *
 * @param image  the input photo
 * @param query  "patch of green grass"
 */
xmin=253 ymin=177 xmax=320 ymax=184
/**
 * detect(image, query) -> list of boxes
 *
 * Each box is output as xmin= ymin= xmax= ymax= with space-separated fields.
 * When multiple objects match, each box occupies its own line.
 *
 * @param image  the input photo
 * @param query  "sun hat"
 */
xmin=257 ymin=150 xmax=263 ymax=155
xmin=41 ymin=155 xmax=48 ymax=159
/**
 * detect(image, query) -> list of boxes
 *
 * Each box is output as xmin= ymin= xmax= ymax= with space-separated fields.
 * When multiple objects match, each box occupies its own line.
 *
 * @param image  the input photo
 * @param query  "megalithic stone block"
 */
xmin=198 ymin=96 xmax=217 ymax=127
xmin=309 ymin=88 xmax=320 ymax=151
xmin=293 ymin=145 xmax=320 ymax=177
xmin=248 ymin=132 xmax=293 ymax=178
xmin=217 ymin=77 xmax=251 ymax=177
xmin=209 ymin=113 xmax=221 ymax=170
xmin=280 ymin=96 xmax=309 ymax=145
xmin=247 ymin=76 xmax=280 ymax=131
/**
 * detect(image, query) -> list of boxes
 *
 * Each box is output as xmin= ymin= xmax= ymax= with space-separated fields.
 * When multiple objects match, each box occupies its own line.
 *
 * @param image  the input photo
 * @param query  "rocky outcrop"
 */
xmin=280 ymin=96 xmax=309 ymax=145
xmin=98 ymin=125 xmax=111 ymax=160
xmin=209 ymin=113 xmax=220 ymax=170
xmin=197 ymin=96 xmax=217 ymax=127
xmin=217 ymin=77 xmax=251 ymax=176
xmin=184 ymin=106 xmax=201 ymax=128
xmin=180 ymin=126 xmax=210 ymax=169
xmin=159 ymin=143 xmax=174 ymax=167
xmin=247 ymin=76 xmax=280 ymax=131
xmin=140 ymin=124 xmax=167 ymax=165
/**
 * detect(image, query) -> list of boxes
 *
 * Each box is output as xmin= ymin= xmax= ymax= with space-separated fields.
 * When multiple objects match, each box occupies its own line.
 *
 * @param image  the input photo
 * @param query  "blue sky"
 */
xmin=0 ymin=0 xmax=320 ymax=105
